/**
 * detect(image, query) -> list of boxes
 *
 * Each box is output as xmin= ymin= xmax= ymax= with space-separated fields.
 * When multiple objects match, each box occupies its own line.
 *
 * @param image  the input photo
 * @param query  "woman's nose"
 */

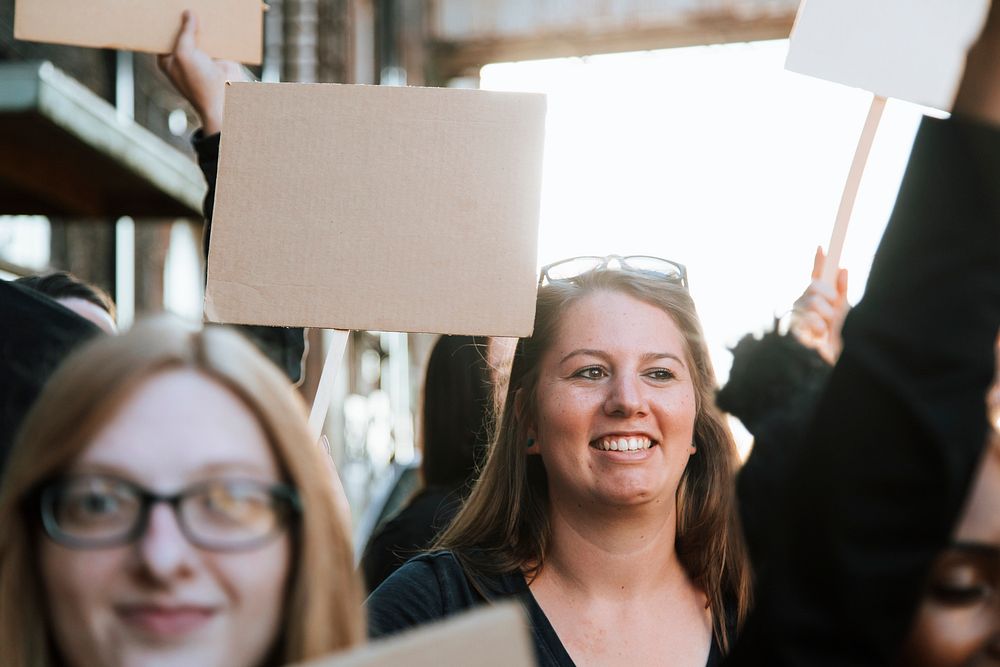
xmin=134 ymin=503 xmax=197 ymax=581
xmin=604 ymin=374 xmax=646 ymax=417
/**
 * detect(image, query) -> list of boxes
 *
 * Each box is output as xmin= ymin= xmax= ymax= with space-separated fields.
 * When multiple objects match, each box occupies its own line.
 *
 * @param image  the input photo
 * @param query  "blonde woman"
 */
xmin=0 ymin=317 xmax=363 ymax=667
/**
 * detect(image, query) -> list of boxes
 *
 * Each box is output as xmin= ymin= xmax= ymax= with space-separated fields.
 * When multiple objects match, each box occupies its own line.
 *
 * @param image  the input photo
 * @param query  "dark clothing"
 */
xmin=716 ymin=330 xmax=832 ymax=569
xmin=190 ymin=131 xmax=306 ymax=384
xmin=0 ymin=280 xmax=100 ymax=475
xmin=367 ymin=551 xmax=726 ymax=666
xmin=360 ymin=485 xmax=463 ymax=593
xmin=728 ymin=116 xmax=1000 ymax=665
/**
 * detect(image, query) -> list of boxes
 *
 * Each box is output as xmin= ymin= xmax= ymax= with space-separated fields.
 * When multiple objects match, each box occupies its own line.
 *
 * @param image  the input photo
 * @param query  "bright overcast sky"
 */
xmin=480 ymin=39 xmax=929 ymax=388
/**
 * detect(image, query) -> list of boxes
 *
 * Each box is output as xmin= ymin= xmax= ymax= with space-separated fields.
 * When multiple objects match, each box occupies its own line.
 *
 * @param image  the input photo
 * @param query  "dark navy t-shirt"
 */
xmin=366 ymin=551 xmax=724 ymax=666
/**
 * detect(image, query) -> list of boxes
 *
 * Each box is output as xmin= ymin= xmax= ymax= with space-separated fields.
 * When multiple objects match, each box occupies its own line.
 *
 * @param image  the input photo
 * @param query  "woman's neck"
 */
xmin=534 ymin=495 xmax=691 ymax=600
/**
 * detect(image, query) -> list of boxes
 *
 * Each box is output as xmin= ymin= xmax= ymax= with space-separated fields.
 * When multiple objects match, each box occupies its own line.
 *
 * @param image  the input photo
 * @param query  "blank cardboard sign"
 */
xmin=205 ymin=82 xmax=546 ymax=337
xmin=290 ymin=604 xmax=536 ymax=667
xmin=786 ymin=0 xmax=990 ymax=110
xmin=14 ymin=0 xmax=263 ymax=64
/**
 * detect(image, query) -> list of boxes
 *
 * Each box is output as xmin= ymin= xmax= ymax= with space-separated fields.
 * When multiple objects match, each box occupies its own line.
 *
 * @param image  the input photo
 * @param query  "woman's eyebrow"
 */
xmin=640 ymin=352 xmax=686 ymax=368
xmin=950 ymin=541 xmax=1000 ymax=559
xmin=67 ymin=461 xmax=136 ymax=479
xmin=559 ymin=348 xmax=609 ymax=364
xmin=558 ymin=349 xmax=686 ymax=368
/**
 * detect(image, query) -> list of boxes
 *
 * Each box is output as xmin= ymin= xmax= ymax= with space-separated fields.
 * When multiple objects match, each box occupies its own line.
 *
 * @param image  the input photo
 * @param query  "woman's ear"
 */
xmin=514 ymin=388 xmax=541 ymax=454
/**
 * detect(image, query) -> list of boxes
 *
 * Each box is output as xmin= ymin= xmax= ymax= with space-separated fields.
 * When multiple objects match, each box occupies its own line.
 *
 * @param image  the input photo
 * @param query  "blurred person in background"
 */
xmin=360 ymin=334 xmax=493 ymax=592
xmin=0 ymin=318 xmax=363 ymax=667
xmin=15 ymin=270 xmax=117 ymax=335
xmin=897 ymin=356 xmax=1000 ymax=666
xmin=724 ymin=4 xmax=1000 ymax=662
xmin=0 ymin=274 xmax=114 ymax=478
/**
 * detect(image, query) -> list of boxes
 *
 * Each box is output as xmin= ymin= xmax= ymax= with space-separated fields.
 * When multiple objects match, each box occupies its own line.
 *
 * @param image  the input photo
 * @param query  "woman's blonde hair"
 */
xmin=0 ymin=317 xmax=364 ymax=666
xmin=436 ymin=269 xmax=752 ymax=651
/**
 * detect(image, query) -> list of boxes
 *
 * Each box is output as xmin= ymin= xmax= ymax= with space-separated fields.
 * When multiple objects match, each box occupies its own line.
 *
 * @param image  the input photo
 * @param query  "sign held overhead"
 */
xmin=14 ymin=0 xmax=264 ymax=64
xmin=786 ymin=0 xmax=991 ymax=110
xmin=205 ymin=81 xmax=546 ymax=337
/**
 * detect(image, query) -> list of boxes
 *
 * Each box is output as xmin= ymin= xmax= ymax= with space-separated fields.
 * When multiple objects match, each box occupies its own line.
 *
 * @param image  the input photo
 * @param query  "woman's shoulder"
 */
xmin=364 ymin=550 xmax=490 ymax=639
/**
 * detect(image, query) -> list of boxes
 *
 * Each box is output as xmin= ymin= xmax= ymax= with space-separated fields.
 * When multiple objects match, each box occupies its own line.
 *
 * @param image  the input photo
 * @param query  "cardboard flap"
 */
xmin=14 ymin=0 xmax=263 ymax=64
xmin=786 ymin=0 xmax=990 ymax=110
xmin=290 ymin=603 xmax=536 ymax=667
xmin=205 ymin=81 xmax=546 ymax=337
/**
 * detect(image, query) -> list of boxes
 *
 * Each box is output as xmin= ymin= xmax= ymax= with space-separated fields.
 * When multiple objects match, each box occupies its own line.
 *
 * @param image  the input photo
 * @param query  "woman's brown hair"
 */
xmin=436 ymin=269 xmax=752 ymax=651
xmin=0 ymin=317 xmax=364 ymax=666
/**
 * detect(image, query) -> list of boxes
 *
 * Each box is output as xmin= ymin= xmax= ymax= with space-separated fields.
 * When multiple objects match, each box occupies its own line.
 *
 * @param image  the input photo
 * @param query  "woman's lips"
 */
xmin=116 ymin=605 xmax=217 ymax=638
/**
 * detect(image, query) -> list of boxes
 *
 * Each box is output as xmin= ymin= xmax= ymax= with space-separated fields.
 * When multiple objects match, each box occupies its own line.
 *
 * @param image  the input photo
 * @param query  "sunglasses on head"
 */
xmin=538 ymin=255 xmax=689 ymax=289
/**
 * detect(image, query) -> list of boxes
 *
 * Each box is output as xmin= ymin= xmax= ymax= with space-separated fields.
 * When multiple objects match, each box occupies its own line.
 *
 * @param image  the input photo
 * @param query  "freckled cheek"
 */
xmin=538 ymin=395 xmax=597 ymax=443
xmin=654 ymin=389 xmax=697 ymax=436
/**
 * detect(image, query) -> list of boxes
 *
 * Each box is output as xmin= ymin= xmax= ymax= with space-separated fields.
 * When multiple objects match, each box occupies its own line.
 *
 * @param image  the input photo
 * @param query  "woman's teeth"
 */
xmin=595 ymin=437 xmax=653 ymax=451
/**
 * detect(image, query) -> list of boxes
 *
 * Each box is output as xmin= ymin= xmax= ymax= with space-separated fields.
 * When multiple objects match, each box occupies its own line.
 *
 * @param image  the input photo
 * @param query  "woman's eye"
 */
xmin=646 ymin=369 xmax=676 ymax=381
xmin=928 ymin=582 xmax=993 ymax=607
xmin=573 ymin=366 xmax=607 ymax=380
xmin=200 ymin=485 xmax=271 ymax=521
xmin=63 ymin=492 xmax=124 ymax=522
xmin=81 ymin=494 xmax=118 ymax=514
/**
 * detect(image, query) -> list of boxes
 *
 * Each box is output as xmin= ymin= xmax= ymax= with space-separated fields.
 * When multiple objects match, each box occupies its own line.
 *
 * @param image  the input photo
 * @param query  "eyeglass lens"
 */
xmin=621 ymin=255 xmax=685 ymax=282
xmin=544 ymin=256 xmax=606 ymax=281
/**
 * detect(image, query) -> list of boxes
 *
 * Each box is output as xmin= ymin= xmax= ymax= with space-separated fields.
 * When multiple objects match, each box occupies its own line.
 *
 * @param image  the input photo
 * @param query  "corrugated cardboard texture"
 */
xmin=786 ymin=0 xmax=990 ymax=110
xmin=290 ymin=603 xmax=536 ymax=667
xmin=206 ymin=82 xmax=546 ymax=337
xmin=14 ymin=0 xmax=263 ymax=64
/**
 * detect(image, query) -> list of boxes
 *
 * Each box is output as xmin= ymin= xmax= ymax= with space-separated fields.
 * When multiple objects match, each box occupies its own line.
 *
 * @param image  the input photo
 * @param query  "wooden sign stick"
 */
xmin=821 ymin=94 xmax=887 ymax=284
xmin=308 ymin=329 xmax=351 ymax=439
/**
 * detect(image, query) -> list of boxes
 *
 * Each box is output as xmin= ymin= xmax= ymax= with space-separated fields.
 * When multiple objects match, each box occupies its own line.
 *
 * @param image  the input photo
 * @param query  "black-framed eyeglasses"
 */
xmin=39 ymin=475 xmax=301 ymax=552
xmin=538 ymin=255 xmax=689 ymax=289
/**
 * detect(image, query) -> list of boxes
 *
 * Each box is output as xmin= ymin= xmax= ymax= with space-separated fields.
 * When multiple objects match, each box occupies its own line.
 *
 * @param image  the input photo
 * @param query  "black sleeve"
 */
xmin=191 ymin=130 xmax=221 ymax=259
xmin=729 ymin=117 xmax=1000 ymax=665
xmin=190 ymin=129 xmax=307 ymax=385
xmin=365 ymin=558 xmax=449 ymax=639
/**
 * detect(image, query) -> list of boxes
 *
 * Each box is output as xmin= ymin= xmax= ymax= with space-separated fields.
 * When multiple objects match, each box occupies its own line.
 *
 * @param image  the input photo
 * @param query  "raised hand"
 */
xmin=789 ymin=247 xmax=850 ymax=365
xmin=157 ymin=10 xmax=250 ymax=135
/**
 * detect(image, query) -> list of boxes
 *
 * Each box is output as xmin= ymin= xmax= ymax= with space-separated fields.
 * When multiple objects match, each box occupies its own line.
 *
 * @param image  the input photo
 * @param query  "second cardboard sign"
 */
xmin=14 ymin=0 xmax=264 ymax=64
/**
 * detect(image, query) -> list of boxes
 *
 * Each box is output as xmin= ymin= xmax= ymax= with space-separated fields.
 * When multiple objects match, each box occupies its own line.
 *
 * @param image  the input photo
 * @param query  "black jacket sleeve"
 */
xmin=191 ymin=130 xmax=221 ymax=259
xmin=729 ymin=116 xmax=1000 ymax=665
xmin=190 ymin=130 xmax=307 ymax=385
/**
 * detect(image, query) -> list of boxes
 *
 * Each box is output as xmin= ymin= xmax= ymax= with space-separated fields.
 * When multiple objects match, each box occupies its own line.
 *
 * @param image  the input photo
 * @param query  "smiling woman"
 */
xmin=367 ymin=259 xmax=751 ymax=667
xmin=0 ymin=318 xmax=363 ymax=667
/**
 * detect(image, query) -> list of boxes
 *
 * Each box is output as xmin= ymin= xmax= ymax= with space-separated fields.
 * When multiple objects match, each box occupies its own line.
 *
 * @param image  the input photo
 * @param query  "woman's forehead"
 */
xmin=547 ymin=290 xmax=688 ymax=358
xmin=75 ymin=368 xmax=279 ymax=485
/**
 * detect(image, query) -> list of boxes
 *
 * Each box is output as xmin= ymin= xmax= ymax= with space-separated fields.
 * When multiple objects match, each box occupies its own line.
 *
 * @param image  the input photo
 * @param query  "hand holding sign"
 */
xmin=789 ymin=247 xmax=849 ymax=365
xmin=158 ymin=11 xmax=250 ymax=135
